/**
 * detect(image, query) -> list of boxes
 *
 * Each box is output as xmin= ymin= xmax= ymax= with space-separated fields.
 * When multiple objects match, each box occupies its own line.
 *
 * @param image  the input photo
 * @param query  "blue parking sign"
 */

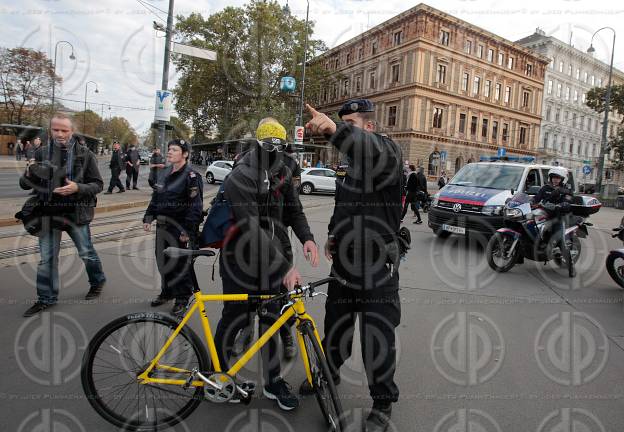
xmin=582 ymin=165 xmax=592 ymax=175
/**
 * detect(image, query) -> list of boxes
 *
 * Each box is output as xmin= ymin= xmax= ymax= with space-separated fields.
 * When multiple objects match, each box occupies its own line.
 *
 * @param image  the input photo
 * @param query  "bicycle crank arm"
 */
xmin=195 ymin=370 xmax=250 ymax=399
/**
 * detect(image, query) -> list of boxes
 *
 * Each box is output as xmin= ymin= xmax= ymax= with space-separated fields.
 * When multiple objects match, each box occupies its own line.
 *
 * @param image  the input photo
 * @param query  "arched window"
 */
xmin=455 ymin=156 xmax=463 ymax=173
xmin=428 ymin=151 xmax=441 ymax=176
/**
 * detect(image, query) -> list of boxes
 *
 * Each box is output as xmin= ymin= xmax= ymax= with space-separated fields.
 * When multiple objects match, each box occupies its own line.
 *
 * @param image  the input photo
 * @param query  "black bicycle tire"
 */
xmin=299 ymin=321 xmax=345 ymax=432
xmin=81 ymin=312 xmax=210 ymax=431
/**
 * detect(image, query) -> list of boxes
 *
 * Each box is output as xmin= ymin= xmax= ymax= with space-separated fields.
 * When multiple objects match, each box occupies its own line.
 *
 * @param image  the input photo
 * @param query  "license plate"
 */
xmin=442 ymin=224 xmax=466 ymax=235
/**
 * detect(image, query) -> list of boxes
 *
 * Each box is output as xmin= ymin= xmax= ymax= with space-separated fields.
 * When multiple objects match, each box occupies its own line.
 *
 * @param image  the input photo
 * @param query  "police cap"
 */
xmin=338 ymin=98 xmax=375 ymax=119
xmin=168 ymin=139 xmax=190 ymax=153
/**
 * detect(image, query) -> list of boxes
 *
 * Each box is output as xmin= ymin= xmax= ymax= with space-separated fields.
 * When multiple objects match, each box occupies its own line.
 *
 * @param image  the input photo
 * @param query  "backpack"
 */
xmin=200 ymin=183 xmax=238 ymax=248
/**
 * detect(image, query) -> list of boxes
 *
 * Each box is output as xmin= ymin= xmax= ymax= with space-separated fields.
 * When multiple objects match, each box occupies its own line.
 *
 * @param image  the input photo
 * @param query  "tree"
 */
xmin=142 ymin=116 xmax=192 ymax=149
xmin=173 ymin=0 xmax=332 ymax=141
xmin=73 ymin=110 xmax=102 ymax=136
xmin=0 ymin=47 xmax=59 ymax=125
xmin=586 ymin=85 xmax=624 ymax=119
xmin=99 ymin=116 xmax=138 ymax=147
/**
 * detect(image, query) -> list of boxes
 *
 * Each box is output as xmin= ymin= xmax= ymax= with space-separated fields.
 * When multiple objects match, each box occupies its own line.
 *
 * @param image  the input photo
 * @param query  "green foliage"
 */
xmin=173 ymin=0 xmax=333 ymax=141
xmin=585 ymin=85 xmax=624 ymax=119
xmin=608 ymin=127 xmax=624 ymax=170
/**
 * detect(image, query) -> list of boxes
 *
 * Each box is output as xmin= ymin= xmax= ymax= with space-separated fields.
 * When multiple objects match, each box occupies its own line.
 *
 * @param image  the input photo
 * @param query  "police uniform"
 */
xmin=143 ymin=140 xmax=203 ymax=305
xmin=323 ymin=99 xmax=403 ymax=412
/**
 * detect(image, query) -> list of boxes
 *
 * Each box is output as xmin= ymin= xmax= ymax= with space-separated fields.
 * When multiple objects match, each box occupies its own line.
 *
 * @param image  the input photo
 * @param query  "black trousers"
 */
xmin=214 ymin=258 xmax=282 ymax=383
xmin=126 ymin=165 xmax=139 ymax=188
xmin=154 ymin=222 xmax=194 ymax=301
xmin=108 ymin=169 xmax=124 ymax=192
xmin=401 ymin=191 xmax=421 ymax=221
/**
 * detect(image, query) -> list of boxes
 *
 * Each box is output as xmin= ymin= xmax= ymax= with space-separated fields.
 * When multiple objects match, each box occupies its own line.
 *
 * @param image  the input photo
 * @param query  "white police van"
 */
xmin=428 ymin=157 xmax=593 ymax=238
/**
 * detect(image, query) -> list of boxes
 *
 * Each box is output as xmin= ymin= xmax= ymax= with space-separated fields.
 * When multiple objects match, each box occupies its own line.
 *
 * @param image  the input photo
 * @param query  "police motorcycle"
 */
xmin=485 ymin=190 xmax=600 ymax=273
xmin=606 ymin=216 xmax=624 ymax=288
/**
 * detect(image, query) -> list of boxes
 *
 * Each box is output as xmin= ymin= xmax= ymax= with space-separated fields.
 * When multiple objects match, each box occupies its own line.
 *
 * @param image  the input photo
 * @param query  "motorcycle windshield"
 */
xmin=507 ymin=192 xmax=531 ymax=208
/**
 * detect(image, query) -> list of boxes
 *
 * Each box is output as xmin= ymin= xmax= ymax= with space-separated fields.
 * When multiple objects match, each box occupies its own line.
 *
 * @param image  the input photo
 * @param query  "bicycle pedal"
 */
xmin=239 ymin=381 xmax=256 ymax=405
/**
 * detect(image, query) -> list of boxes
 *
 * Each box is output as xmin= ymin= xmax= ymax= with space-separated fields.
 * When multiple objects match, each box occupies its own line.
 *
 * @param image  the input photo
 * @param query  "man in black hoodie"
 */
xmin=19 ymin=113 xmax=106 ymax=317
xmin=215 ymin=119 xmax=318 ymax=411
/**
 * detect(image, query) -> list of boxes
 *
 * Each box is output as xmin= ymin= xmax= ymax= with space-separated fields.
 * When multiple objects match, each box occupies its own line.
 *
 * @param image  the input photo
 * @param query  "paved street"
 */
xmin=1 ymin=199 xmax=624 ymax=431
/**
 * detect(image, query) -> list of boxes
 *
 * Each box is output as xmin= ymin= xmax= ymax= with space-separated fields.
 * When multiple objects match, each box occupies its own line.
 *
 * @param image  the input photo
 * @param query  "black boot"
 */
xmin=365 ymin=401 xmax=392 ymax=432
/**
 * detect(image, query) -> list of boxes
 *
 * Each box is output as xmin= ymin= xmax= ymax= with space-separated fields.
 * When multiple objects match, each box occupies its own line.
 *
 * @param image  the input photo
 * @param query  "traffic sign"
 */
xmin=582 ymin=165 xmax=592 ymax=175
xmin=497 ymin=148 xmax=506 ymax=157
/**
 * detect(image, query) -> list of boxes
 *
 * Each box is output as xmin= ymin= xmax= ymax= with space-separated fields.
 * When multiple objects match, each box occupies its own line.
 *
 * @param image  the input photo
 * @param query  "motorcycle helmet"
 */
xmin=547 ymin=166 xmax=568 ymax=184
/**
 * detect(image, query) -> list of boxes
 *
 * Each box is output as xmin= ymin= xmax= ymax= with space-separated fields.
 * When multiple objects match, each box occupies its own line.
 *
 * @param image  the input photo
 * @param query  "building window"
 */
xmin=356 ymin=76 xmax=362 ymax=93
xmin=394 ymin=30 xmax=403 ymax=46
xmin=568 ymin=64 xmax=572 ymax=76
xmin=473 ymin=76 xmax=481 ymax=95
xmin=550 ymin=57 xmax=555 ymax=69
xmin=556 ymin=83 xmax=562 ymax=98
xmin=569 ymin=138 xmax=574 ymax=153
xmin=482 ymin=118 xmax=489 ymax=138
xmin=332 ymin=83 xmax=338 ymax=99
xmin=323 ymin=87 xmax=328 ymax=102
xmin=546 ymin=106 xmax=551 ymax=121
xmin=565 ymin=86 xmax=570 ymax=101
xmin=554 ymin=134 xmax=558 ymax=149
xmin=507 ymin=56 xmax=514 ymax=69
xmin=432 ymin=107 xmax=443 ymax=128
xmin=462 ymin=72 xmax=469 ymax=91
xmin=573 ymin=89 xmax=578 ymax=102
xmin=525 ymin=63 xmax=533 ymax=76
xmin=502 ymin=123 xmax=509 ymax=142
xmin=358 ymin=46 xmax=364 ymax=59
xmin=584 ymin=71 xmax=588 ymax=83
xmin=477 ymin=45 xmax=484 ymax=58
xmin=559 ymin=61 xmax=564 ymax=73
xmin=459 ymin=113 xmax=466 ymax=134
xmin=495 ymin=83 xmax=502 ymax=101
xmin=372 ymin=41 xmax=378 ymax=55
xmin=470 ymin=116 xmax=478 ymax=135
xmin=591 ymin=75 xmax=595 ymax=85
xmin=391 ymin=64 xmax=400 ymax=83
xmin=582 ymin=92 xmax=586 ymax=103
xmin=464 ymin=40 xmax=472 ymax=54
xmin=576 ymin=68 xmax=580 ymax=80
xmin=522 ymin=91 xmax=530 ymax=108
xmin=555 ymin=108 xmax=560 ymax=122
xmin=439 ymin=30 xmax=450 ymax=46
xmin=498 ymin=52 xmax=504 ymax=66
xmin=343 ymin=79 xmax=349 ymax=96
xmin=504 ymin=86 xmax=511 ymax=103
xmin=492 ymin=121 xmax=498 ymax=141
xmin=543 ymin=132 xmax=549 ymax=148
xmin=437 ymin=64 xmax=447 ymax=84
xmin=484 ymin=80 xmax=491 ymax=98
xmin=346 ymin=53 xmax=351 ymax=64
xmin=598 ymin=78 xmax=602 ymax=87
xmin=573 ymin=113 xmax=577 ymax=128
xmin=369 ymin=71 xmax=376 ymax=89
xmin=519 ymin=126 xmax=527 ymax=145
xmin=547 ymin=80 xmax=553 ymax=95
xmin=388 ymin=106 xmax=397 ymax=126
xmin=487 ymin=48 xmax=494 ymax=62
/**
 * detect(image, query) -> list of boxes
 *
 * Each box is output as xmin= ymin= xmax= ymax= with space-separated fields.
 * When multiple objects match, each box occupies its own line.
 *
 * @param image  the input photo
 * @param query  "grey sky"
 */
xmin=2 ymin=0 xmax=623 ymax=136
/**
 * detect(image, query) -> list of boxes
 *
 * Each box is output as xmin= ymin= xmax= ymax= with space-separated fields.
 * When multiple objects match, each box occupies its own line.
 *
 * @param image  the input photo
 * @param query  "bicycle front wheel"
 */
xmin=81 ymin=312 xmax=210 ymax=431
xmin=299 ymin=321 xmax=345 ymax=432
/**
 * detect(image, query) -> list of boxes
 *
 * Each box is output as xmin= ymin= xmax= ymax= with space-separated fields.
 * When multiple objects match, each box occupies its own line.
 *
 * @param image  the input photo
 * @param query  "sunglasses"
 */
xmin=258 ymin=139 xmax=286 ymax=152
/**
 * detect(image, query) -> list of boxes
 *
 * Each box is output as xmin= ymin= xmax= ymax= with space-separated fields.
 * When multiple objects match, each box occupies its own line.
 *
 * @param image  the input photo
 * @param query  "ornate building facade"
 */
xmin=312 ymin=3 xmax=549 ymax=178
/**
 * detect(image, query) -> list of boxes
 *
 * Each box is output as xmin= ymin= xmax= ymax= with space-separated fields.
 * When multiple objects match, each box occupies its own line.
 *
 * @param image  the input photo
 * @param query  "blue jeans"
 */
xmin=37 ymin=223 xmax=106 ymax=304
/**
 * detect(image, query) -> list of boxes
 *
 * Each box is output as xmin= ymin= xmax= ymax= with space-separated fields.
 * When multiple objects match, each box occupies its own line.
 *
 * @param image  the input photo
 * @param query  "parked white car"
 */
xmin=300 ymin=168 xmax=337 ymax=195
xmin=205 ymin=160 xmax=233 ymax=184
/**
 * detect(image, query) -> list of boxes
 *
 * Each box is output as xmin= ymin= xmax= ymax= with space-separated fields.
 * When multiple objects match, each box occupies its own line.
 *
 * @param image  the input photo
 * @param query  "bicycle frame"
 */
xmin=136 ymin=290 xmax=323 ymax=389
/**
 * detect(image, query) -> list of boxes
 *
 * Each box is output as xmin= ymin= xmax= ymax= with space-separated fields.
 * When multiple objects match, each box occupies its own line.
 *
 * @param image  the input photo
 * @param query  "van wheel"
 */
xmin=206 ymin=172 xmax=215 ymax=184
xmin=434 ymin=229 xmax=451 ymax=239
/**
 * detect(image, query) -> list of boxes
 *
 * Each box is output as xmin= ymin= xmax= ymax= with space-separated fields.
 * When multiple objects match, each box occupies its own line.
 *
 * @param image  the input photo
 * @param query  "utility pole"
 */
xmin=157 ymin=0 xmax=175 ymax=154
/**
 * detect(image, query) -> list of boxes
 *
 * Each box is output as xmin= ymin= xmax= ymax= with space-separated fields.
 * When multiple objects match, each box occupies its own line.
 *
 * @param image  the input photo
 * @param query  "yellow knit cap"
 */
xmin=256 ymin=121 xmax=287 ymax=141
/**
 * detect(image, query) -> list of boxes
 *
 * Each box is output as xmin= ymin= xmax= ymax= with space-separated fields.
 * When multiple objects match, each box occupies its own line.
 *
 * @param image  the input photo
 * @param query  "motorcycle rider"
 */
xmin=531 ymin=167 xmax=576 ymax=277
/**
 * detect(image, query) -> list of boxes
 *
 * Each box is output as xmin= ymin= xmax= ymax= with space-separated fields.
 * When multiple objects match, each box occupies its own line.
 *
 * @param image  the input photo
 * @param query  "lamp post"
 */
xmin=83 ymin=81 xmax=99 ymax=134
xmin=587 ymin=27 xmax=616 ymax=197
xmin=51 ymin=41 xmax=76 ymax=113
xmin=297 ymin=0 xmax=310 ymax=128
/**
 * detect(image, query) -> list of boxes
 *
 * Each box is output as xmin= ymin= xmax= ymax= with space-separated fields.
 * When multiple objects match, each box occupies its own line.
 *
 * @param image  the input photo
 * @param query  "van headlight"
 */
xmin=431 ymin=195 xmax=439 ymax=207
xmin=481 ymin=205 xmax=503 ymax=216
xmin=504 ymin=207 xmax=523 ymax=218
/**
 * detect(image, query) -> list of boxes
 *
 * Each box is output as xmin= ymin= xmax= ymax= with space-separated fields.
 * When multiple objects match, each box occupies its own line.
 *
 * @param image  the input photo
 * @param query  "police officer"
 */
xmin=148 ymin=147 xmax=166 ymax=189
xmin=532 ymin=166 xmax=576 ymax=277
xmin=104 ymin=141 xmax=125 ymax=194
xmin=143 ymin=139 xmax=203 ymax=315
xmin=303 ymin=100 xmax=403 ymax=432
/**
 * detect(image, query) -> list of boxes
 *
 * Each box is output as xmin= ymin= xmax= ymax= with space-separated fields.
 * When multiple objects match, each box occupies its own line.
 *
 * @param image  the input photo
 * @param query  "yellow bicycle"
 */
xmin=81 ymin=247 xmax=344 ymax=431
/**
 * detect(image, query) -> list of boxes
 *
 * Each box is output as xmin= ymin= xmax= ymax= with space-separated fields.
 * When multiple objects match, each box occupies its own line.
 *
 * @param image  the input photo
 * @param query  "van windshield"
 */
xmin=450 ymin=164 xmax=525 ymax=190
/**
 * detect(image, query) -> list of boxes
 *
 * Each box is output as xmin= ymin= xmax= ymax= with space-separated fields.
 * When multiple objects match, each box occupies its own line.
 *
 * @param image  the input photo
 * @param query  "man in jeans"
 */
xmin=19 ymin=113 xmax=106 ymax=317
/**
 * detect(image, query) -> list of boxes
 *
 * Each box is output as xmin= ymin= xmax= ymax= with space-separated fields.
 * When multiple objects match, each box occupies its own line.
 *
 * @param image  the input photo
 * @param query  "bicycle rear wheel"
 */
xmin=81 ymin=313 xmax=210 ymax=431
xmin=299 ymin=321 xmax=345 ymax=432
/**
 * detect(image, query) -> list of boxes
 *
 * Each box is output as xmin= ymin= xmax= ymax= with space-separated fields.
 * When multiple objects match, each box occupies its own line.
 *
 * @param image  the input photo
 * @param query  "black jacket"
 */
xmin=532 ymin=184 xmax=573 ymax=213
xmin=405 ymin=171 xmax=427 ymax=194
xmin=125 ymin=147 xmax=140 ymax=166
xmin=109 ymin=149 xmax=124 ymax=172
xmin=143 ymin=162 xmax=204 ymax=234
xmin=222 ymin=147 xmax=314 ymax=284
xmin=19 ymin=140 xmax=103 ymax=225
xmin=327 ymin=123 xmax=402 ymax=243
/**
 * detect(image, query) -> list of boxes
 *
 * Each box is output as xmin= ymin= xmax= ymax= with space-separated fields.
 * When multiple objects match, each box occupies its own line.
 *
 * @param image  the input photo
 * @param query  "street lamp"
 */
xmin=587 ymin=27 xmax=616 ymax=197
xmin=51 ymin=41 xmax=76 ymax=113
xmin=297 ymin=0 xmax=310 ymax=128
xmin=83 ymin=81 xmax=99 ymax=133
